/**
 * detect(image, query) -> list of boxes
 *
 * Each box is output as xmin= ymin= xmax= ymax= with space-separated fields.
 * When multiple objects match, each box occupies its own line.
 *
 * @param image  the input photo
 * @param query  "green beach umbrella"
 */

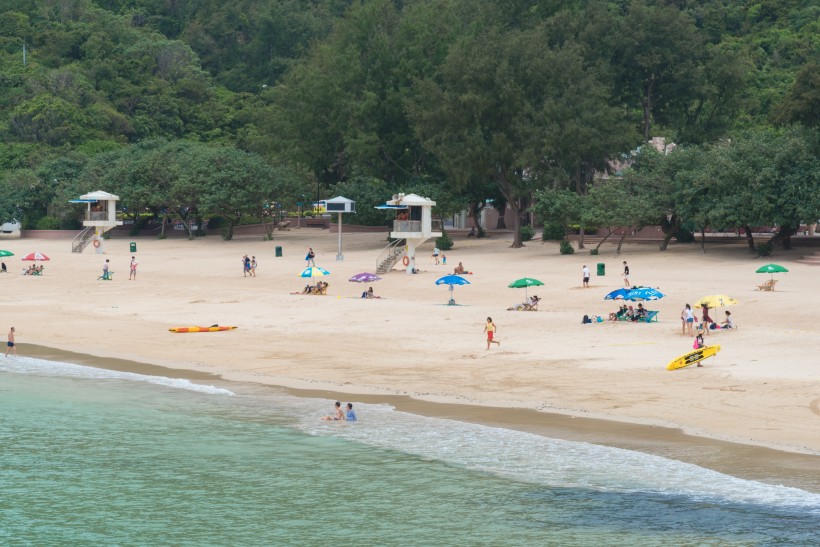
xmin=755 ymin=263 xmax=788 ymax=280
xmin=0 ymin=250 xmax=13 ymax=257
xmin=508 ymin=277 xmax=544 ymax=300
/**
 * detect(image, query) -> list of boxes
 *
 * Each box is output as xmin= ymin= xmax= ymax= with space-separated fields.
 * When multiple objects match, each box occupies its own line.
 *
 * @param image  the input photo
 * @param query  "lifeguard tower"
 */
xmin=375 ymin=193 xmax=442 ymax=274
xmin=70 ymin=190 xmax=123 ymax=253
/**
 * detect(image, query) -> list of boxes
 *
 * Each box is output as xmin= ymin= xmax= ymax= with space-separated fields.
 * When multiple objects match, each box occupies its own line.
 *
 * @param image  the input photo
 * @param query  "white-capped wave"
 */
xmin=1 ymin=356 xmax=234 ymax=396
xmin=291 ymin=399 xmax=820 ymax=515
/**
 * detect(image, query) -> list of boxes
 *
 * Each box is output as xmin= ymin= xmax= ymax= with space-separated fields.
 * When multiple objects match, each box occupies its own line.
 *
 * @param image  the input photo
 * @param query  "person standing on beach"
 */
xmin=681 ymin=304 xmax=695 ymax=336
xmin=441 ymin=253 xmax=447 ymax=266
xmin=623 ymin=261 xmax=630 ymax=287
xmin=5 ymin=327 xmax=16 ymax=356
xmin=102 ymin=259 xmax=110 ymax=278
xmin=129 ymin=256 xmax=138 ymax=280
xmin=250 ymin=256 xmax=257 ymax=277
xmin=582 ymin=265 xmax=590 ymax=288
xmin=484 ymin=317 xmax=500 ymax=350
xmin=306 ymin=247 xmax=316 ymax=267
xmin=242 ymin=255 xmax=251 ymax=277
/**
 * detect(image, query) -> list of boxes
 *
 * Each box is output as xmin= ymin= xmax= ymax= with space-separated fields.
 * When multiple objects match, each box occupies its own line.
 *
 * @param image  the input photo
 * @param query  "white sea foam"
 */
xmin=292 ymin=399 xmax=820 ymax=515
xmin=1 ymin=356 xmax=234 ymax=396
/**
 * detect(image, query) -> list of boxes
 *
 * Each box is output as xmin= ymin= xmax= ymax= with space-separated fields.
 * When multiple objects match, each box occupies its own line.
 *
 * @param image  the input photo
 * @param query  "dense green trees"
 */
xmin=0 ymin=0 xmax=816 ymax=250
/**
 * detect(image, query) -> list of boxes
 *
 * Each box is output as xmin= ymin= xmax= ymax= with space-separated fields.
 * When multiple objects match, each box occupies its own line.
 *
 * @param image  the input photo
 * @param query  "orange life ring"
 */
xmin=402 ymin=255 xmax=410 ymax=266
xmin=92 ymin=240 xmax=101 ymax=248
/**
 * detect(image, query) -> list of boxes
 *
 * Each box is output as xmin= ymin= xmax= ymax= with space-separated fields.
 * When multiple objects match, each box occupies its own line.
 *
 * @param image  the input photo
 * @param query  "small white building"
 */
xmin=70 ymin=190 xmax=123 ymax=253
xmin=384 ymin=193 xmax=442 ymax=274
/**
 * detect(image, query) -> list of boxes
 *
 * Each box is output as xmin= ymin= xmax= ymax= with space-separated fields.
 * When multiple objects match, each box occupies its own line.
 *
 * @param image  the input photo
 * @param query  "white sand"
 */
xmin=3 ymin=231 xmax=818 ymax=454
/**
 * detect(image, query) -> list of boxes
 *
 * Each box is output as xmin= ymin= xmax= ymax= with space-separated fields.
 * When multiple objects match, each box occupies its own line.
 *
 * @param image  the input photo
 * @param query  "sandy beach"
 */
xmin=3 ymin=231 xmax=819 ymax=484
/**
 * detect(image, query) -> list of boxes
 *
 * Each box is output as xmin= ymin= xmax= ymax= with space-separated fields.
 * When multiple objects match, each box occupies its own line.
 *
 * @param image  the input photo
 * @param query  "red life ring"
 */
xmin=402 ymin=256 xmax=410 ymax=266
xmin=92 ymin=240 xmax=101 ymax=248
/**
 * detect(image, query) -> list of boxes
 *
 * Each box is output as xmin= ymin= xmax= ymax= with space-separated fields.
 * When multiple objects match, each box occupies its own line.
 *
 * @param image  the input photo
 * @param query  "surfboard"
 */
xmin=667 ymin=344 xmax=720 ymax=370
xmin=169 ymin=326 xmax=237 ymax=333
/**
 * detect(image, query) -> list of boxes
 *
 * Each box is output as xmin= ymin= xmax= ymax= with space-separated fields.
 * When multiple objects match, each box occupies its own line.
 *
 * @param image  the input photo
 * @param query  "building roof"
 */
xmin=79 ymin=190 xmax=120 ymax=201
xmin=386 ymin=193 xmax=436 ymax=206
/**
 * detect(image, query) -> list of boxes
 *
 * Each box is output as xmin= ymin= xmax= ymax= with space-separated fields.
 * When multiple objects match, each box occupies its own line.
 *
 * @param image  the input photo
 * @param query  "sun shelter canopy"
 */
xmin=79 ymin=190 xmax=119 ymax=201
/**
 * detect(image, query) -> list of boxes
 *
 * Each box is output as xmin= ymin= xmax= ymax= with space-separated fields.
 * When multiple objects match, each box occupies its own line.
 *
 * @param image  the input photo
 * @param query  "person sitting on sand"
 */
xmin=453 ymin=262 xmax=465 ymax=275
xmin=467 ymin=226 xmax=476 ymax=237
xmin=361 ymin=286 xmax=377 ymax=299
xmin=1 ymin=261 xmax=6 ymax=273
xmin=693 ymin=333 xmax=705 ymax=349
xmin=609 ymin=305 xmax=627 ymax=321
xmin=631 ymin=303 xmax=647 ymax=321
xmin=721 ymin=310 xmax=734 ymax=329
xmin=321 ymin=401 xmax=345 ymax=421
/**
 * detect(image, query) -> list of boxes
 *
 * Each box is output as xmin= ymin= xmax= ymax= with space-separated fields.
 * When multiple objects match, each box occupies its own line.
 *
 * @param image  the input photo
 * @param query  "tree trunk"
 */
xmin=700 ymin=227 xmax=706 ymax=253
xmin=742 ymin=225 xmax=756 ymax=253
xmin=615 ymin=227 xmax=632 ymax=255
xmin=659 ymin=232 xmax=674 ymax=252
xmin=578 ymin=223 xmax=586 ymax=250
xmin=594 ymin=228 xmax=614 ymax=252
xmin=508 ymin=200 xmax=523 ymax=248
xmin=642 ymin=76 xmax=655 ymax=142
xmin=160 ymin=213 xmax=168 ymax=238
xmin=659 ymin=213 xmax=680 ymax=251
xmin=770 ymin=225 xmax=796 ymax=250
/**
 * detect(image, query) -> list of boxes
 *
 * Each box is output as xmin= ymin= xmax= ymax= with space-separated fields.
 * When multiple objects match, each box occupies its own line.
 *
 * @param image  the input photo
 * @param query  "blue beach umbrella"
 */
xmin=604 ymin=288 xmax=630 ymax=300
xmin=435 ymin=274 xmax=470 ymax=305
xmin=624 ymin=287 xmax=665 ymax=301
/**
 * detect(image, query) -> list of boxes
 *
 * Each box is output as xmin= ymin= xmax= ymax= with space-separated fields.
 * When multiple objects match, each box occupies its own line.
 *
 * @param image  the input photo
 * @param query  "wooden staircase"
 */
xmin=796 ymin=251 xmax=820 ymax=265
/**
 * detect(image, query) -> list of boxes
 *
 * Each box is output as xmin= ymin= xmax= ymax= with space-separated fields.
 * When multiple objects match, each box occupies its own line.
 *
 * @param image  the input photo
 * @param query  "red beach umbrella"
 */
xmin=22 ymin=252 xmax=50 ymax=261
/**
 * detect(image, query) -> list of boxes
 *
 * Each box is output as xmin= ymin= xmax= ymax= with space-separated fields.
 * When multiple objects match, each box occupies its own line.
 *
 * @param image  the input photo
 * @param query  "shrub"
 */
xmin=541 ymin=223 xmax=565 ymax=241
xmin=756 ymin=241 xmax=773 ymax=256
xmin=674 ymin=228 xmax=695 ymax=243
xmin=519 ymin=225 xmax=534 ymax=242
xmin=560 ymin=240 xmax=575 ymax=255
xmin=436 ymin=230 xmax=454 ymax=251
xmin=207 ymin=216 xmax=226 ymax=230
xmin=35 ymin=216 xmax=60 ymax=230
xmin=590 ymin=248 xmax=599 ymax=255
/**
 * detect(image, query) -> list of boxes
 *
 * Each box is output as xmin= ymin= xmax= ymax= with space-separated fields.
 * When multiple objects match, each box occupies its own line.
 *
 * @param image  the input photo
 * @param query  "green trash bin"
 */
xmin=130 ymin=242 xmax=137 ymax=253
xmin=596 ymin=263 xmax=605 ymax=276
xmin=275 ymin=246 xmax=282 ymax=257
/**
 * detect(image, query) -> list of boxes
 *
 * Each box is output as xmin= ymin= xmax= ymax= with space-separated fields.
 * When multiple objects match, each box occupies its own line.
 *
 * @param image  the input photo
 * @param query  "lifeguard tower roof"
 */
xmin=386 ymin=193 xmax=435 ymax=206
xmin=79 ymin=190 xmax=119 ymax=201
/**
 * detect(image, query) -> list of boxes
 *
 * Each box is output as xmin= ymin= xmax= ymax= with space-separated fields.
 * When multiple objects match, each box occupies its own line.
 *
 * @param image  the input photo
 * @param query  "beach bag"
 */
xmin=582 ymin=315 xmax=592 ymax=324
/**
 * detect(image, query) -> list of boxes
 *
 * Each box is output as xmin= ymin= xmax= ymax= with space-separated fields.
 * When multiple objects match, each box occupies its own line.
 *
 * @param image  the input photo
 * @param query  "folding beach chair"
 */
xmin=98 ymin=271 xmax=114 ymax=281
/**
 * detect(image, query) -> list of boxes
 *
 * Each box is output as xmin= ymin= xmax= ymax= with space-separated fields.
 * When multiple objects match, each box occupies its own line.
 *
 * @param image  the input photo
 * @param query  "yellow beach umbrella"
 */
xmin=694 ymin=294 xmax=738 ymax=309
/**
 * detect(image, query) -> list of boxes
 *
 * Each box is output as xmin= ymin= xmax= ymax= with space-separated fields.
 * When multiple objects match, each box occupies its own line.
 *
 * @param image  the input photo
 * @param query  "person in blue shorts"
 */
xmin=5 ymin=326 xmax=16 ymax=356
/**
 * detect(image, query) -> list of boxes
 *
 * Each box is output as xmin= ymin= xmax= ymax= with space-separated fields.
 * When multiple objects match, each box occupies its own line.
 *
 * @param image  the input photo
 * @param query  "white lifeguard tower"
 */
xmin=70 ymin=190 xmax=123 ymax=253
xmin=376 ymin=193 xmax=442 ymax=274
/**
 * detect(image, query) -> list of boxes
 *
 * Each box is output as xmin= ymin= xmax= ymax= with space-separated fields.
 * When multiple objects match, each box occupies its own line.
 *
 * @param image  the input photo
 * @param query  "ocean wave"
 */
xmin=293 ymin=400 xmax=820 ymax=515
xmin=0 ymin=356 xmax=234 ymax=396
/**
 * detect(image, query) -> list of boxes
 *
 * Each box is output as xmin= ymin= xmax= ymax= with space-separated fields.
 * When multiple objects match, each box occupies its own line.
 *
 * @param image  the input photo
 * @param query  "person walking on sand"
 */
xmin=306 ymin=247 xmax=316 ymax=267
xmin=582 ymin=264 xmax=590 ymax=288
xmin=622 ymin=261 xmax=630 ymax=287
xmin=484 ymin=317 xmax=500 ymax=349
xmin=250 ymin=256 xmax=257 ymax=277
xmin=432 ymin=247 xmax=440 ymax=265
xmin=5 ymin=327 xmax=16 ymax=356
xmin=129 ymin=256 xmax=138 ymax=280
xmin=681 ymin=304 xmax=695 ymax=336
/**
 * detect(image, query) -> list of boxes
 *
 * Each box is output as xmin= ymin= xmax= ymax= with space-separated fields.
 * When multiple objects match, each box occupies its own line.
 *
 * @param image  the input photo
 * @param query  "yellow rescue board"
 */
xmin=667 ymin=344 xmax=720 ymax=370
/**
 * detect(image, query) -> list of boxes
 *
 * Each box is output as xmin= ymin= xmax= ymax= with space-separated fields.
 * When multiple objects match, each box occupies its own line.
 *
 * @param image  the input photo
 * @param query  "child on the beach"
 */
xmin=484 ymin=317 xmax=500 ymax=350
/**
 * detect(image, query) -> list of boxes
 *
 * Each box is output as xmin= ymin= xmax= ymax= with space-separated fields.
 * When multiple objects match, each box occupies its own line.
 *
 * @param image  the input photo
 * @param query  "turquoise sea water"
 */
xmin=1 ymin=357 xmax=818 ymax=546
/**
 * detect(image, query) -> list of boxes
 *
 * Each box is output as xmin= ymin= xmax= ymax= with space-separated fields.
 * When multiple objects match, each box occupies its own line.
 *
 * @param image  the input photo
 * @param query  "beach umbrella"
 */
xmin=507 ymin=277 xmax=544 ymax=300
xmin=435 ymin=274 xmax=470 ymax=305
xmin=0 ymin=250 xmax=13 ymax=257
xmin=348 ymin=272 xmax=382 ymax=283
xmin=624 ymin=287 xmax=665 ymax=301
xmin=22 ymin=252 xmax=50 ymax=261
xmin=755 ymin=263 xmax=788 ymax=280
xmin=299 ymin=266 xmax=330 ymax=278
xmin=694 ymin=294 xmax=738 ymax=309
xmin=604 ymin=288 xmax=630 ymax=300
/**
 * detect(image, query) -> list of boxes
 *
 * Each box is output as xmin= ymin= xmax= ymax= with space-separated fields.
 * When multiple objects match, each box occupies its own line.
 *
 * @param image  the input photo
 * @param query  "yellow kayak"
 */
xmin=169 ymin=326 xmax=238 ymax=333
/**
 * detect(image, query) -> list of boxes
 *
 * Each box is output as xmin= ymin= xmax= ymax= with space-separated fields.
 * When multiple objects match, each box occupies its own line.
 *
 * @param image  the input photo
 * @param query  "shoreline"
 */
xmin=22 ymin=343 xmax=820 ymax=493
